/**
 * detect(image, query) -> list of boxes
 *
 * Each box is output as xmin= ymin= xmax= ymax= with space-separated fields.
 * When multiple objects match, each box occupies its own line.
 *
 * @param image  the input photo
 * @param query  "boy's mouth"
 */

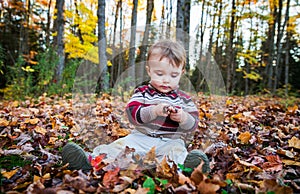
xmin=160 ymin=86 xmax=171 ymax=90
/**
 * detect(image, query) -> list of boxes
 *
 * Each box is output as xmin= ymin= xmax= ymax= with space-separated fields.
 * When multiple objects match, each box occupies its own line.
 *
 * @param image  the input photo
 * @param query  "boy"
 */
xmin=62 ymin=39 xmax=210 ymax=174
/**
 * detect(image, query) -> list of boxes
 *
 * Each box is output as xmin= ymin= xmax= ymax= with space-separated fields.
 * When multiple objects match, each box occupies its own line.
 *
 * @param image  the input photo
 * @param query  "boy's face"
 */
xmin=146 ymin=54 xmax=184 ymax=93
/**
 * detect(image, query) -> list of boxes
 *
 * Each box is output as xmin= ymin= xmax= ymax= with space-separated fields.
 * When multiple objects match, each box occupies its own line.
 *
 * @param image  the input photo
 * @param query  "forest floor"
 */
xmin=0 ymin=93 xmax=299 ymax=193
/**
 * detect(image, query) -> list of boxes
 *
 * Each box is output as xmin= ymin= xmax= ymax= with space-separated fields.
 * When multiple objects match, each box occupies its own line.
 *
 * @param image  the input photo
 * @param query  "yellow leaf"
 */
xmin=238 ymin=131 xmax=251 ymax=144
xmin=48 ymin=137 xmax=58 ymax=145
xmin=33 ymin=175 xmax=41 ymax=182
xmin=43 ymin=173 xmax=51 ymax=179
xmin=288 ymin=136 xmax=300 ymax=149
xmin=0 ymin=118 xmax=9 ymax=126
xmin=226 ymin=99 xmax=232 ymax=105
xmin=12 ymin=100 xmax=19 ymax=107
xmin=25 ymin=118 xmax=40 ymax=125
xmin=282 ymin=159 xmax=300 ymax=166
xmin=34 ymin=126 xmax=47 ymax=135
xmin=2 ymin=169 xmax=19 ymax=179
xmin=232 ymin=113 xmax=243 ymax=120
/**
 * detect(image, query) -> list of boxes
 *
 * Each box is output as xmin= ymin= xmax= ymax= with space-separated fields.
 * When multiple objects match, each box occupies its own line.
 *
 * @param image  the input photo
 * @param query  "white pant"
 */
xmin=92 ymin=130 xmax=188 ymax=165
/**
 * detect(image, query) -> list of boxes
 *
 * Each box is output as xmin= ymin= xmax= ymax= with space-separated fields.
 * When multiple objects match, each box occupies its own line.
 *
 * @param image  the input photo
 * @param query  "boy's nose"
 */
xmin=162 ymin=76 xmax=170 ymax=83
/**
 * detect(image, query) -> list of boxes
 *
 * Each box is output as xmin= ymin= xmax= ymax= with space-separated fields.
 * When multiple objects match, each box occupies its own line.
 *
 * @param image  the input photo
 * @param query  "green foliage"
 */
xmin=1 ymin=56 xmax=35 ymax=99
xmin=143 ymin=176 xmax=155 ymax=194
xmin=0 ymin=155 xmax=31 ymax=170
xmin=1 ymin=49 xmax=80 ymax=99
xmin=142 ymin=176 xmax=168 ymax=194
xmin=178 ymin=163 xmax=193 ymax=173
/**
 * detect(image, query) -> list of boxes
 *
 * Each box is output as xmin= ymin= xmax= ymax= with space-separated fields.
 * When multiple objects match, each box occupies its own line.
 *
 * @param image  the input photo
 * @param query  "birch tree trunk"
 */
xmin=97 ymin=0 xmax=108 ymax=90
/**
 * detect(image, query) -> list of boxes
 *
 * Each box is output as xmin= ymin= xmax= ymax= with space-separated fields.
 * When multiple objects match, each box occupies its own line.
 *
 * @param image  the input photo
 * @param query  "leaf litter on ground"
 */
xmin=0 ymin=93 xmax=299 ymax=193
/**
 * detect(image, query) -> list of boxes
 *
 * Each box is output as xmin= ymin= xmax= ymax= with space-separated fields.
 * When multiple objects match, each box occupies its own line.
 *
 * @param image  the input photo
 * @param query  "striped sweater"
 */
xmin=126 ymin=84 xmax=199 ymax=136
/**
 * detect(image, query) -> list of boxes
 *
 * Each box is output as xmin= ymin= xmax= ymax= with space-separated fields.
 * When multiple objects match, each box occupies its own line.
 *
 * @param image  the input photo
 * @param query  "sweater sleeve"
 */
xmin=177 ymin=92 xmax=199 ymax=132
xmin=125 ymin=87 xmax=156 ymax=125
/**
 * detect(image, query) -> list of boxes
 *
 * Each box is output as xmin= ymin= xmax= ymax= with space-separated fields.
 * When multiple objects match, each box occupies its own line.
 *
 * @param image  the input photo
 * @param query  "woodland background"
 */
xmin=0 ymin=0 xmax=299 ymax=98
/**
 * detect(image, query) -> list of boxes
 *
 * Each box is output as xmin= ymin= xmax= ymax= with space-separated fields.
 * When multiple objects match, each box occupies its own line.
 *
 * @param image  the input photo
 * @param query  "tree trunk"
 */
xmin=117 ymin=0 xmax=123 ymax=80
xmin=226 ymin=0 xmax=236 ymax=94
xmin=97 ymin=0 xmax=108 ymax=90
xmin=110 ymin=0 xmax=121 ymax=87
xmin=46 ymin=0 xmax=52 ymax=47
xmin=138 ymin=0 xmax=154 ymax=83
xmin=183 ymin=0 xmax=191 ymax=73
xmin=284 ymin=0 xmax=291 ymax=96
xmin=55 ymin=0 xmax=65 ymax=83
xmin=266 ymin=7 xmax=277 ymax=91
xmin=74 ymin=0 xmax=84 ymax=43
xmin=273 ymin=0 xmax=283 ymax=94
xmin=176 ymin=0 xmax=184 ymax=42
xmin=128 ymin=0 xmax=138 ymax=86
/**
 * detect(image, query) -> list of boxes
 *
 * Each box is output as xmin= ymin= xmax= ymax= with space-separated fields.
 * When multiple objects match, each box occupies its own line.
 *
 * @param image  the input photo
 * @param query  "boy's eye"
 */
xmin=156 ymin=73 xmax=163 ymax=76
xmin=171 ymin=74 xmax=179 ymax=78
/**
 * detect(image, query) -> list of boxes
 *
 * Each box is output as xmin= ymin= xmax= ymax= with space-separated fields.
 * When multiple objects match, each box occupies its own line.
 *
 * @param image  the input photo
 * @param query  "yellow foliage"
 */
xmin=243 ymin=71 xmax=262 ymax=81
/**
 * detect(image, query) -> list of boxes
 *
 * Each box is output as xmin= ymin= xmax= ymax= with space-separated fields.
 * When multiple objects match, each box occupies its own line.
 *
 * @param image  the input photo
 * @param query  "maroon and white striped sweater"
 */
xmin=126 ymin=84 xmax=199 ymax=137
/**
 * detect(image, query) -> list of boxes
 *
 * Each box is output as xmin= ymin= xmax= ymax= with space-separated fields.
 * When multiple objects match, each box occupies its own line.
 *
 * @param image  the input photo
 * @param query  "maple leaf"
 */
xmin=102 ymin=167 xmax=120 ymax=188
xmin=262 ymin=155 xmax=283 ymax=172
xmin=91 ymin=154 xmax=106 ymax=171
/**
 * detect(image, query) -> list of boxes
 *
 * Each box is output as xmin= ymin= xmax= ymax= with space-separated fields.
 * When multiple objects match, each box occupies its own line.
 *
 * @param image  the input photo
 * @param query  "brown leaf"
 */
xmin=258 ymin=179 xmax=293 ymax=194
xmin=143 ymin=146 xmax=157 ymax=165
xmin=262 ymin=155 xmax=283 ymax=172
xmin=156 ymin=156 xmax=173 ymax=178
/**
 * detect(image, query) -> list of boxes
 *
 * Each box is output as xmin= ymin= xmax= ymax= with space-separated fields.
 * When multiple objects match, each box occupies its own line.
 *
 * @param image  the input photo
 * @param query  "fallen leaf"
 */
xmin=2 ymin=168 xmax=19 ymax=179
xmin=103 ymin=167 xmax=120 ymax=188
xmin=282 ymin=159 xmax=300 ymax=166
xmin=262 ymin=155 xmax=283 ymax=172
xmin=238 ymin=131 xmax=251 ymax=144
xmin=34 ymin=126 xmax=47 ymax=135
xmin=0 ymin=118 xmax=9 ymax=126
xmin=288 ymin=136 xmax=300 ymax=149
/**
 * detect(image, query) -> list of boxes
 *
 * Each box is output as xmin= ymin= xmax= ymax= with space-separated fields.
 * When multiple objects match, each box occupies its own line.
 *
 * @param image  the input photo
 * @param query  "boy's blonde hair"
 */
xmin=147 ymin=39 xmax=186 ymax=69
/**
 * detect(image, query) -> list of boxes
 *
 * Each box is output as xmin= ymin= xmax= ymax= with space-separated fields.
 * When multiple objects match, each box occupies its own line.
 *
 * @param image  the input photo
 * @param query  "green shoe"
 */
xmin=183 ymin=150 xmax=210 ymax=176
xmin=62 ymin=142 xmax=92 ymax=171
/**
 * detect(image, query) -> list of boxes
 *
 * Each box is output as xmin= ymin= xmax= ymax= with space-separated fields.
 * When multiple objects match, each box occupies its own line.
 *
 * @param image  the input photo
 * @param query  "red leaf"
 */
xmin=103 ymin=167 xmax=120 ymax=188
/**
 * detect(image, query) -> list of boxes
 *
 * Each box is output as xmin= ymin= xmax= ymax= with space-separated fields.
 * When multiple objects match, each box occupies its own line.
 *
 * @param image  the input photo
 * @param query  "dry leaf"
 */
xmin=238 ymin=131 xmax=251 ymax=144
xmin=288 ymin=136 xmax=300 ymax=149
xmin=25 ymin=118 xmax=40 ymax=125
xmin=282 ymin=159 xmax=300 ymax=166
xmin=2 ymin=169 xmax=19 ymax=179
xmin=103 ymin=167 xmax=120 ymax=188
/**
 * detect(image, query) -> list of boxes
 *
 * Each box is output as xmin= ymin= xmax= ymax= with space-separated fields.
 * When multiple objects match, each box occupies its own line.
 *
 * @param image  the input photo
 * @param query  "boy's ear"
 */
xmin=146 ymin=65 xmax=150 ymax=76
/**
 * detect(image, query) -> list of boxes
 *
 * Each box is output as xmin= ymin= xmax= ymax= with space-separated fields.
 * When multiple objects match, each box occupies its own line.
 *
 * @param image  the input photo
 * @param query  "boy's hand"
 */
xmin=152 ymin=103 xmax=171 ymax=117
xmin=152 ymin=104 xmax=187 ymax=123
xmin=170 ymin=108 xmax=187 ymax=123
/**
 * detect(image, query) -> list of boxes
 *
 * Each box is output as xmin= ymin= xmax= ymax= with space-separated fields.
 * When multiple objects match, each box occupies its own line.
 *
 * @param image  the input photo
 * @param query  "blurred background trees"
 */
xmin=0 ymin=0 xmax=299 ymax=99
